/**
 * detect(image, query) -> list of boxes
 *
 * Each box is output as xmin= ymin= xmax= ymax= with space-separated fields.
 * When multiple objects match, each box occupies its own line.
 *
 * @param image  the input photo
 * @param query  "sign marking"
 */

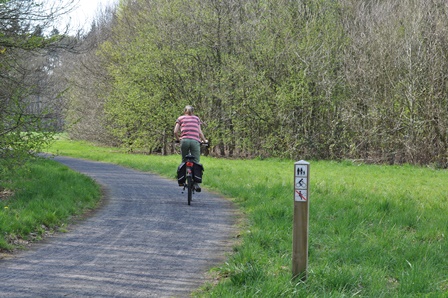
xmin=295 ymin=190 xmax=307 ymax=202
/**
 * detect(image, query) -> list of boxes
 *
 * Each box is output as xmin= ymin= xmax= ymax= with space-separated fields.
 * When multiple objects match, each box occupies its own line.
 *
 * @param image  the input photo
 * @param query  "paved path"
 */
xmin=0 ymin=156 xmax=237 ymax=297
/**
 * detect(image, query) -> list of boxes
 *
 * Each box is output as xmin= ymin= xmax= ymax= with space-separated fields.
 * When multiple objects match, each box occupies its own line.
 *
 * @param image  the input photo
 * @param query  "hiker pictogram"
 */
xmin=296 ymin=166 xmax=307 ymax=176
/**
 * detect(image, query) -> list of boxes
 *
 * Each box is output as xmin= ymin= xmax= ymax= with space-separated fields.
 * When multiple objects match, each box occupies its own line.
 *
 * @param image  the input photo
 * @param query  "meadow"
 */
xmin=1 ymin=138 xmax=447 ymax=297
xmin=0 ymin=158 xmax=101 ymax=252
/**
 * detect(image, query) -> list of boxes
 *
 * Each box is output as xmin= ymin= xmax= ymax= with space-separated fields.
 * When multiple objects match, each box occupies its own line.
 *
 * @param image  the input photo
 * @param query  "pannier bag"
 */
xmin=177 ymin=162 xmax=186 ymax=185
xmin=177 ymin=162 xmax=204 ymax=184
xmin=193 ymin=163 xmax=204 ymax=183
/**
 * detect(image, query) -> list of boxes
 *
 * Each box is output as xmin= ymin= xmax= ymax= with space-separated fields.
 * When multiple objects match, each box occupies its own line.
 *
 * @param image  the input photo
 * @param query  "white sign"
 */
xmin=294 ymin=160 xmax=309 ymax=203
xmin=295 ymin=165 xmax=307 ymax=177
xmin=295 ymin=177 xmax=307 ymax=189
xmin=295 ymin=190 xmax=307 ymax=202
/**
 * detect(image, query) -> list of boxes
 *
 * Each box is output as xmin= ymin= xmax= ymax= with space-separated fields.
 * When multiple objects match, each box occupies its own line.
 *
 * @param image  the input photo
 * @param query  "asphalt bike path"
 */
xmin=0 ymin=156 xmax=237 ymax=297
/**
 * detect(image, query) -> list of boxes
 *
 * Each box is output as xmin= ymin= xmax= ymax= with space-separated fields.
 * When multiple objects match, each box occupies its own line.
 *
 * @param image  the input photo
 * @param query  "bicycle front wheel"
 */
xmin=187 ymin=175 xmax=192 ymax=205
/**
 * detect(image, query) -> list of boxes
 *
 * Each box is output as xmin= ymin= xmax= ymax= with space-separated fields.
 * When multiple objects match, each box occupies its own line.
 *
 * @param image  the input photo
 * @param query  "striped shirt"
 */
xmin=176 ymin=115 xmax=202 ymax=142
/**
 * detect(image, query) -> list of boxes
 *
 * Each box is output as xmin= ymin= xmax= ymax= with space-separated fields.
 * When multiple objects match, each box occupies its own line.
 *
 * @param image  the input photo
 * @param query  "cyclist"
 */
xmin=174 ymin=105 xmax=208 ymax=191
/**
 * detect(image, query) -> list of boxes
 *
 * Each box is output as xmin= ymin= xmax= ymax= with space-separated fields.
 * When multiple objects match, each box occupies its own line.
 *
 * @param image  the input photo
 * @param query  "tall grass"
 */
xmin=44 ymin=139 xmax=448 ymax=297
xmin=0 ymin=158 xmax=101 ymax=251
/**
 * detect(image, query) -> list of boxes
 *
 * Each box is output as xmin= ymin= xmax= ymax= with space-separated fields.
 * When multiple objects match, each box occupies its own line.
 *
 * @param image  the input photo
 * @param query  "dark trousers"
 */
xmin=180 ymin=139 xmax=200 ymax=163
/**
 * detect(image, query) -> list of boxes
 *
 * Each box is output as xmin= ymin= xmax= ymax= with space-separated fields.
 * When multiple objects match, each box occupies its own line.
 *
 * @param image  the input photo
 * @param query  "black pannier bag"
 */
xmin=177 ymin=162 xmax=204 ymax=184
xmin=177 ymin=162 xmax=186 ymax=185
xmin=192 ymin=163 xmax=204 ymax=183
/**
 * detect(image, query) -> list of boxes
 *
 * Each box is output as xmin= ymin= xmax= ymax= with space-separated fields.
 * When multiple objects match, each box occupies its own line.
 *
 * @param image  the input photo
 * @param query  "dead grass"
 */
xmin=0 ymin=188 xmax=14 ymax=201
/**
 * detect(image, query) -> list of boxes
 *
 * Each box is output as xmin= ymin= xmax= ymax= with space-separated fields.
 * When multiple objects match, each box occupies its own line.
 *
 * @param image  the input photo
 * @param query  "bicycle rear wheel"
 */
xmin=187 ymin=175 xmax=192 ymax=205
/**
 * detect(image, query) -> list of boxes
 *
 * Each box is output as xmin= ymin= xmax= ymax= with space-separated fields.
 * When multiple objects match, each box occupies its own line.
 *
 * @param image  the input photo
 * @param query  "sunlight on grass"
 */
xmin=0 ymin=158 xmax=101 ymax=251
xmin=44 ymin=139 xmax=448 ymax=297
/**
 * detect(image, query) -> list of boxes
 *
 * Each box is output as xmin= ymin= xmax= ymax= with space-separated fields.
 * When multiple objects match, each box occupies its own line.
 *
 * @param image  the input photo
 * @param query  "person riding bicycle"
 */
xmin=174 ymin=105 xmax=208 ymax=191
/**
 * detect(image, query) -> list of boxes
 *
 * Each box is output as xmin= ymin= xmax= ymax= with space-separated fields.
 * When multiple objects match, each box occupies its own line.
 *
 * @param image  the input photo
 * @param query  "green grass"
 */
xmin=0 ymin=158 xmax=101 ymax=252
xmin=39 ymin=139 xmax=448 ymax=296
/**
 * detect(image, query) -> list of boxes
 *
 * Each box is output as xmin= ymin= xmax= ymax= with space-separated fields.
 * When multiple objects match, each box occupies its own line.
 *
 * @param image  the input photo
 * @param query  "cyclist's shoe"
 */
xmin=178 ymin=182 xmax=184 ymax=187
xmin=194 ymin=184 xmax=201 ymax=192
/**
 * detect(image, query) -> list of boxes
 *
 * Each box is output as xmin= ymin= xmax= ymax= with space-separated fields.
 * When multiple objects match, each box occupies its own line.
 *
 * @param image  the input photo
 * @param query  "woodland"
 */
xmin=2 ymin=0 xmax=448 ymax=167
xmin=0 ymin=0 xmax=75 ymax=169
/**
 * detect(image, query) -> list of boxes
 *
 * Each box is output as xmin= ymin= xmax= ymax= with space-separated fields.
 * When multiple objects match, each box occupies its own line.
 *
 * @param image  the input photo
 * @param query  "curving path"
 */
xmin=0 ymin=156 xmax=237 ymax=297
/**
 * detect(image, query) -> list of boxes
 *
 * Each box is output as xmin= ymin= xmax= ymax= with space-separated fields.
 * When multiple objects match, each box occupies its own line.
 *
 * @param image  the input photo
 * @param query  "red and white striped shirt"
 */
xmin=176 ymin=115 xmax=202 ymax=142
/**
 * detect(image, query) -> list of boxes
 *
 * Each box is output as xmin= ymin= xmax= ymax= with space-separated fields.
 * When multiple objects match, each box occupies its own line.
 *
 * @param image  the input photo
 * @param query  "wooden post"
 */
xmin=292 ymin=160 xmax=310 ymax=280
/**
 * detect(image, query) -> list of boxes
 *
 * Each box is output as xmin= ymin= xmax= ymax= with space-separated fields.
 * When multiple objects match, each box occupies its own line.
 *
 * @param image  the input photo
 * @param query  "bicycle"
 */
xmin=176 ymin=142 xmax=208 ymax=205
xmin=183 ymin=154 xmax=197 ymax=205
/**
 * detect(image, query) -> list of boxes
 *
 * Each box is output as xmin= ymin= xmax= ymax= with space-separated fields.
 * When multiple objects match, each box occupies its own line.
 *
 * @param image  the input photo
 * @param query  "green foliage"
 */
xmin=1 ymin=0 xmax=66 ymax=171
xmin=96 ymin=0 xmax=350 ymax=158
xmin=70 ymin=0 xmax=448 ymax=165
xmin=99 ymin=1 xmax=192 ymax=152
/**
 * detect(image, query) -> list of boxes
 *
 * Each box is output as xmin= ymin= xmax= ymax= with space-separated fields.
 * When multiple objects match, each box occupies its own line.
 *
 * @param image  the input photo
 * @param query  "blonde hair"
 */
xmin=184 ymin=105 xmax=194 ymax=115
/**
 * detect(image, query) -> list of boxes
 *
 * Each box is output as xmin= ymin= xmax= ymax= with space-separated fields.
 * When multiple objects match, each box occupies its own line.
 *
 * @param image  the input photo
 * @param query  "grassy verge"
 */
xmin=44 ymin=139 xmax=448 ymax=297
xmin=0 ymin=158 xmax=101 ymax=252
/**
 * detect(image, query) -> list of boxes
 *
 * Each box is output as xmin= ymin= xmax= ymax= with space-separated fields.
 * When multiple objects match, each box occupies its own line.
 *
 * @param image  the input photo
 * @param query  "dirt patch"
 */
xmin=0 ymin=188 xmax=14 ymax=201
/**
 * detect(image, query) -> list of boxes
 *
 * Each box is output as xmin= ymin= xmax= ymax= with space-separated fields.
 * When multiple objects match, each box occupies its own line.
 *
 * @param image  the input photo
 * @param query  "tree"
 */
xmin=66 ymin=0 xmax=448 ymax=166
xmin=0 ymin=0 xmax=76 ymax=171
xmin=59 ymin=3 xmax=119 ymax=146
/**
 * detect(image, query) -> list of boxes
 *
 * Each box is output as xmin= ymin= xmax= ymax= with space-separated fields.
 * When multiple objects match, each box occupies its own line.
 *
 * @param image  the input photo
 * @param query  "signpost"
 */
xmin=292 ymin=160 xmax=310 ymax=280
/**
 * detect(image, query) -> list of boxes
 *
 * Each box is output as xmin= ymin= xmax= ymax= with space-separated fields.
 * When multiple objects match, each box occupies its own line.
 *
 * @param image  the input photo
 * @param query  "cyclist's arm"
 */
xmin=199 ymin=126 xmax=207 ymax=143
xmin=174 ymin=123 xmax=181 ymax=141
